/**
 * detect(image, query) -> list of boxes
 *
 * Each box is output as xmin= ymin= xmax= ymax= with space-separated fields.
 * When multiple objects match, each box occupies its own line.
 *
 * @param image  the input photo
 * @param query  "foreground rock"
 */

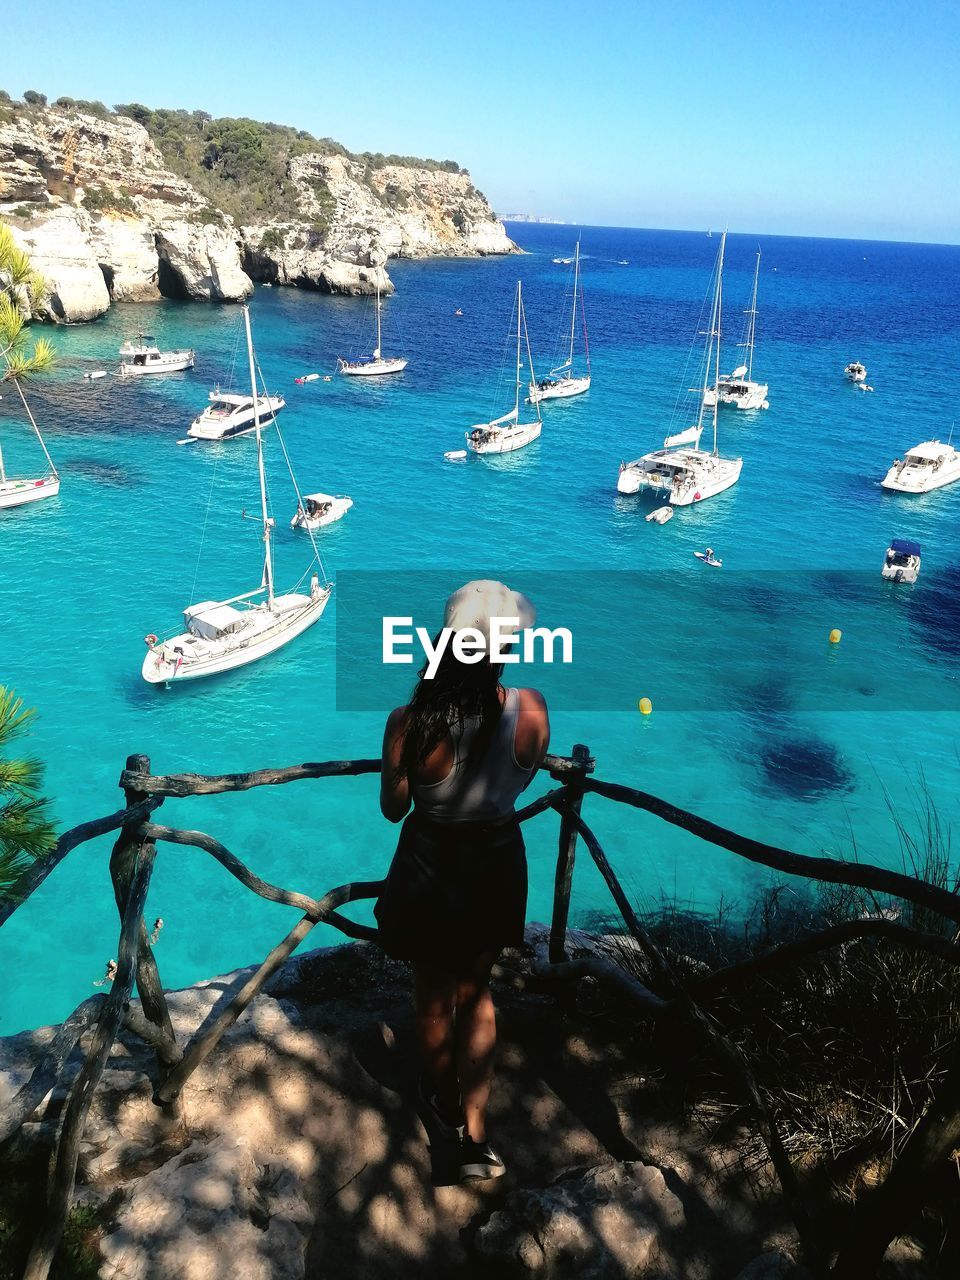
xmin=0 ymin=931 xmax=793 ymax=1279
xmin=0 ymin=102 xmax=516 ymax=320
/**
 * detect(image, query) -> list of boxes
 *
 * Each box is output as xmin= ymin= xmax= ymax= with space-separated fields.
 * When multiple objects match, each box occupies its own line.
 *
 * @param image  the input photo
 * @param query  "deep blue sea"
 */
xmin=2 ymin=223 xmax=960 ymax=1034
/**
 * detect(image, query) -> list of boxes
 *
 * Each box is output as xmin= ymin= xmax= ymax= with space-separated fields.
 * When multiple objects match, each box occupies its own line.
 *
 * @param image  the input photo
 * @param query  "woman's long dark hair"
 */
xmin=396 ymin=636 xmax=504 ymax=783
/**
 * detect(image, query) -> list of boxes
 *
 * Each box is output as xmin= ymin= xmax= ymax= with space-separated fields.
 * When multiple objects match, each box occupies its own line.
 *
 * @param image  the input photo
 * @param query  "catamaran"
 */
xmin=617 ymin=231 xmax=743 ymax=505
xmin=119 ymin=334 xmax=194 ymax=376
xmin=704 ymin=250 xmax=768 ymax=411
xmin=0 ymin=378 xmax=60 ymax=511
xmin=337 ymin=286 xmax=407 ymax=376
xmin=529 ymin=241 xmax=591 ymax=403
xmin=466 ymin=281 xmax=542 ymax=455
xmin=142 ymin=306 xmax=331 ymax=684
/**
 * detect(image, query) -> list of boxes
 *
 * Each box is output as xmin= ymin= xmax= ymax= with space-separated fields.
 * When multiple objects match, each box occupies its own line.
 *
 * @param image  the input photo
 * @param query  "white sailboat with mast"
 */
xmin=0 ymin=377 xmax=60 ymax=511
xmin=142 ymin=305 xmax=331 ymax=684
xmin=705 ymin=249 xmax=769 ymax=410
xmin=617 ymin=231 xmax=743 ymax=505
xmin=466 ymin=281 xmax=542 ymax=454
xmin=337 ymin=285 xmax=407 ymax=376
xmin=529 ymin=241 xmax=591 ymax=402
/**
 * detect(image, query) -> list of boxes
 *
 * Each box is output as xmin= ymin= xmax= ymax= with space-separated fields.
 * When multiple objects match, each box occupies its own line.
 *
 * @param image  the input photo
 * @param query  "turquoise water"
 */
xmin=1 ymin=223 xmax=959 ymax=1033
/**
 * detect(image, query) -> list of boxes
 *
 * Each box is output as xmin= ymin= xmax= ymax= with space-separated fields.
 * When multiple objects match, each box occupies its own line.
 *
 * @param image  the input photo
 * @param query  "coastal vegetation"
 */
xmin=0 ymin=223 xmax=53 ymax=377
xmin=0 ymin=688 xmax=55 ymax=898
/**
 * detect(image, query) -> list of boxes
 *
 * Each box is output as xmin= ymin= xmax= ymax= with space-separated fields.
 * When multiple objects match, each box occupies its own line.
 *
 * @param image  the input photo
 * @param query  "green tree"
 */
xmin=0 ymin=222 xmax=53 ymax=380
xmin=0 ymin=688 xmax=55 ymax=900
xmin=22 ymin=89 xmax=46 ymax=106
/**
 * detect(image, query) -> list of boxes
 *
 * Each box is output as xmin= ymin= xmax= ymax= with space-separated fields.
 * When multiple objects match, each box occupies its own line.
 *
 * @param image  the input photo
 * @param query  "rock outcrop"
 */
xmin=0 ymin=106 xmax=253 ymax=321
xmin=0 ymin=102 xmax=516 ymax=320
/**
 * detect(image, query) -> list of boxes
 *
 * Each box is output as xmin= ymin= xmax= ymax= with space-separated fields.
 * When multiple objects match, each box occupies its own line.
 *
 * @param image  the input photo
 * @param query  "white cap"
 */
xmin=442 ymin=579 xmax=535 ymax=651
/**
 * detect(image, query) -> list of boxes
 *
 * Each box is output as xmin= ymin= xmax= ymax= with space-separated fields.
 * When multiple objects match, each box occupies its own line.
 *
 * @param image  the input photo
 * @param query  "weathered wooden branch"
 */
xmin=0 ymin=996 xmax=106 ymax=1145
xmin=23 ymin=839 xmax=156 ymax=1280
xmin=111 ymin=755 xmax=181 ymax=1120
xmin=515 ymin=786 xmax=567 ymax=824
xmin=692 ymin=917 xmax=960 ymax=1000
xmin=570 ymin=811 xmax=824 ymax=1271
xmin=119 ymin=751 xmax=578 ymax=798
xmin=0 ymin=796 xmax=163 ymax=929
xmin=586 ymin=776 xmax=960 ymax=926
xmin=154 ymin=881 xmax=380 ymax=1106
xmin=121 ymin=1006 xmax=182 ymax=1066
xmin=531 ymin=955 xmax=671 ymax=1013
xmin=550 ymin=744 xmax=591 ymax=964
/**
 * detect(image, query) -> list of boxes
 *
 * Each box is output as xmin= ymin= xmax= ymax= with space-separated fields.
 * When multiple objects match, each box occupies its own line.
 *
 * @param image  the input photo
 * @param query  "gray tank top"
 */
xmin=412 ymin=687 xmax=534 ymax=823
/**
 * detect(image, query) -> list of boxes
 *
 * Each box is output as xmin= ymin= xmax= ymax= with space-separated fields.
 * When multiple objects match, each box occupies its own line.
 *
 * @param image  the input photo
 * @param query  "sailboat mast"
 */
xmin=713 ymin=233 xmax=725 ymax=454
xmin=514 ymin=280 xmax=522 ymax=418
xmin=374 ymin=285 xmax=382 ymax=359
xmin=568 ymin=242 xmax=579 ymax=369
xmin=746 ymin=250 xmax=760 ymax=381
xmin=0 ymin=434 xmax=5 ymax=482
xmin=11 ymin=378 xmax=57 ymax=479
xmin=522 ymin=283 xmax=541 ymax=423
xmin=243 ymin=305 xmax=274 ymax=606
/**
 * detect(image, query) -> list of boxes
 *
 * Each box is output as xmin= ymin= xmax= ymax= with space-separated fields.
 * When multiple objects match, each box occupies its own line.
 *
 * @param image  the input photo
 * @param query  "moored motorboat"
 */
xmin=291 ymin=492 xmax=353 ymax=530
xmin=882 ymin=539 xmax=921 ymax=583
xmin=881 ymin=440 xmax=960 ymax=493
xmin=844 ymin=361 xmax=867 ymax=383
xmin=188 ymin=389 xmax=285 ymax=441
xmin=119 ymin=334 xmax=194 ymax=376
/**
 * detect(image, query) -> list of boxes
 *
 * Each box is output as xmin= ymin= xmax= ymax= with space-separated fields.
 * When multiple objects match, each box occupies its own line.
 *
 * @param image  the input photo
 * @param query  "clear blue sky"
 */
xmin=7 ymin=0 xmax=959 ymax=243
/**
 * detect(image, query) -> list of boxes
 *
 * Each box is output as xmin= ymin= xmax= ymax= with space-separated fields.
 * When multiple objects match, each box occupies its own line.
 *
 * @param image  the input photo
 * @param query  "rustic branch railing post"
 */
xmin=109 ymin=754 xmax=181 ymax=1118
xmin=549 ymin=743 xmax=592 ymax=964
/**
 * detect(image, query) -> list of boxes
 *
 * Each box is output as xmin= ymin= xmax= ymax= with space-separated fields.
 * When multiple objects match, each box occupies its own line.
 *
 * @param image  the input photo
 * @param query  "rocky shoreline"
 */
xmin=0 ymin=103 xmax=516 ymax=323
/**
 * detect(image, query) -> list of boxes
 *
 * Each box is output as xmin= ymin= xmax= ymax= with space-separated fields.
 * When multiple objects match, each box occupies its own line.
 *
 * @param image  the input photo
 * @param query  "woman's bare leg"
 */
xmin=455 ymin=950 xmax=499 ymax=1143
xmin=412 ymin=961 xmax=460 ymax=1114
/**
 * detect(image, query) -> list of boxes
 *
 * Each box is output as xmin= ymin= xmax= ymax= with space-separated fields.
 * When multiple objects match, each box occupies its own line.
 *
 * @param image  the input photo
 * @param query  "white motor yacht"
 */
xmin=881 ymin=440 xmax=960 ymax=493
xmin=188 ymin=389 xmax=285 ymax=441
xmin=119 ymin=334 xmax=194 ymax=376
xmin=844 ymin=361 xmax=867 ymax=383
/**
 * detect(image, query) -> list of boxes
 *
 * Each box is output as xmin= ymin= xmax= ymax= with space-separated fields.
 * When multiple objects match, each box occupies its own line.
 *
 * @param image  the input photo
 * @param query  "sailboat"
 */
xmin=529 ymin=241 xmax=591 ymax=403
xmin=142 ymin=306 xmax=331 ymax=684
xmin=0 ymin=378 xmax=60 ymax=511
xmin=704 ymin=250 xmax=769 ymax=411
xmin=466 ymin=281 xmax=542 ymax=454
xmin=617 ymin=231 xmax=743 ymax=505
xmin=337 ymin=286 xmax=407 ymax=376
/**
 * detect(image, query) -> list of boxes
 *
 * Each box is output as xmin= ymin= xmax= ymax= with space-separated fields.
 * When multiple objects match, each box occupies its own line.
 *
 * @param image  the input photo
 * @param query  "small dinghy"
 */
xmin=444 ymin=449 xmax=468 ymax=461
xmin=84 ymin=370 xmax=107 ymax=380
xmin=694 ymin=548 xmax=723 ymax=567
xmin=645 ymin=506 xmax=673 ymax=524
xmin=295 ymin=373 xmax=321 ymax=384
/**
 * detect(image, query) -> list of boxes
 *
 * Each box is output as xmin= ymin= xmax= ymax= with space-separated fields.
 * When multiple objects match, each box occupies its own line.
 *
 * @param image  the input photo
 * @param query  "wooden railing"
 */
xmin=2 ymin=745 xmax=959 ymax=1280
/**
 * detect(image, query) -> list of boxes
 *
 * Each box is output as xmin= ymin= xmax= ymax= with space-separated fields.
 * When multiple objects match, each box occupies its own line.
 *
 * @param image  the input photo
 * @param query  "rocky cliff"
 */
xmin=0 ymin=100 xmax=515 ymax=323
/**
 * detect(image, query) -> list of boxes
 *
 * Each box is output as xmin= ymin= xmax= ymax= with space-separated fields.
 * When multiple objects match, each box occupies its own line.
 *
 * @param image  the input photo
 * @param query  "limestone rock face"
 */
xmin=0 ymin=105 xmax=252 ymax=320
xmin=241 ymin=151 xmax=515 ymax=294
xmin=8 ymin=203 xmax=110 ymax=321
xmin=474 ymin=1161 xmax=688 ymax=1278
xmin=0 ymin=104 xmax=514 ymax=318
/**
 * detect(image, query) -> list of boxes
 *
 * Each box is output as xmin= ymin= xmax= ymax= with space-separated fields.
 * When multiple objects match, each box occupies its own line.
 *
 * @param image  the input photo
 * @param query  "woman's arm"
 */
xmin=515 ymin=688 xmax=550 ymax=786
xmin=380 ymin=706 xmax=412 ymax=822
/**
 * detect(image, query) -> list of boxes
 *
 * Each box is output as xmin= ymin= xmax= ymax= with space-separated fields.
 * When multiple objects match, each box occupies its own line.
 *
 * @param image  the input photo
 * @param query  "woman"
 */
xmin=376 ymin=581 xmax=550 ymax=1181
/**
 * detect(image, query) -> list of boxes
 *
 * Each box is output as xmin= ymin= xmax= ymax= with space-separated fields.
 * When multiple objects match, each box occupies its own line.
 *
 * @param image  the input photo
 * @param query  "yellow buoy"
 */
xmin=829 ymin=628 xmax=842 ymax=645
xmin=638 ymin=697 xmax=653 ymax=715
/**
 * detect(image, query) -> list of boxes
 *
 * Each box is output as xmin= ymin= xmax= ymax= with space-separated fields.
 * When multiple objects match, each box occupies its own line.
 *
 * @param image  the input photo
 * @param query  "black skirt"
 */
xmin=374 ymin=809 xmax=527 ymax=967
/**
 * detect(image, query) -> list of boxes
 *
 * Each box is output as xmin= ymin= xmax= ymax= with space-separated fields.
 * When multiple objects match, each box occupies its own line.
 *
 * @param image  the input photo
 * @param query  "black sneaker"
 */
xmin=459 ymin=1138 xmax=506 ymax=1181
xmin=417 ymin=1075 xmax=465 ymax=1144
